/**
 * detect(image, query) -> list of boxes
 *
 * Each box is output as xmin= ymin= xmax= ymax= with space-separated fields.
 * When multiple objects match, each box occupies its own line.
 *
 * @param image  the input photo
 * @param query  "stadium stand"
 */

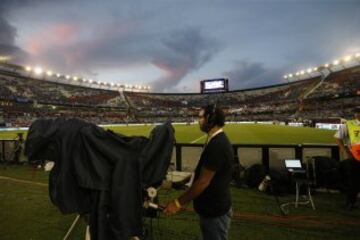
xmin=0 ymin=62 xmax=359 ymax=127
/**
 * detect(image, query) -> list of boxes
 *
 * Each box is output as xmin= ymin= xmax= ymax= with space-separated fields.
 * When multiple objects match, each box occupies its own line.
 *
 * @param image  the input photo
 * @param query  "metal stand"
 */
xmin=63 ymin=215 xmax=90 ymax=240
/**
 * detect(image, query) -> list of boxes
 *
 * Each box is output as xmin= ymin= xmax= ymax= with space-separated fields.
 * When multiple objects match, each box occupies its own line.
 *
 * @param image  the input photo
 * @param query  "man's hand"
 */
xmin=346 ymin=149 xmax=355 ymax=160
xmin=163 ymin=201 xmax=181 ymax=216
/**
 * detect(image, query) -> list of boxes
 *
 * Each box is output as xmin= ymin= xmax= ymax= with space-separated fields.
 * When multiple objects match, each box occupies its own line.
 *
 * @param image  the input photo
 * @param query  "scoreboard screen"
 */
xmin=200 ymin=78 xmax=229 ymax=93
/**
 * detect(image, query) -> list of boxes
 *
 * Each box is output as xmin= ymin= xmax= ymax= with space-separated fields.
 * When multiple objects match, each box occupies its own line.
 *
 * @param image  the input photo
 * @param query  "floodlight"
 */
xmin=25 ymin=66 xmax=32 ymax=72
xmin=333 ymin=60 xmax=339 ymax=65
xmin=65 ymin=75 xmax=70 ymax=79
xmin=73 ymin=76 xmax=78 ymax=81
xmin=324 ymin=63 xmax=330 ymax=68
xmin=313 ymin=67 xmax=318 ymax=71
xmin=307 ymin=68 xmax=312 ymax=73
xmin=343 ymin=56 xmax=352 ymax=62
xmin=46 ymin=71 xmax=53 ymax=76
xmin=89 ymin=79 xmax=93 ymax=83
xmin=56 ymin=73 xmax=61 ymax=77
xmin=300 ymin=70 xmax=305 ymax=75
xmin=34 ymin=67 xmax=43 ymax=75
xmin=289 ymin=74 xmax=293 ymax=78
xmin=355 ymin=53 xmax=360 ymax=58
xmin=283 ymin=75 xmax=288 ymax=79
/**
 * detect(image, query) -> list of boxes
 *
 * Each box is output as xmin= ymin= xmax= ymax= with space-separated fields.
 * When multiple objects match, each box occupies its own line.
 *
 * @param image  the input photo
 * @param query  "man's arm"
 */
xmin=164 ymin=167 xmax=215 ymax=215
xmin=335 ymin=138 xmax=354 ymax=160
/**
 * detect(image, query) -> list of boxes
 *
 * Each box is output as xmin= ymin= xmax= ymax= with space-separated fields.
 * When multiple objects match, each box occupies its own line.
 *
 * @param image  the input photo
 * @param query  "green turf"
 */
xmin=0 ymin=123 xmax=337 ymax=145
xmin=1 ymin=165 xmax=360 ymax=240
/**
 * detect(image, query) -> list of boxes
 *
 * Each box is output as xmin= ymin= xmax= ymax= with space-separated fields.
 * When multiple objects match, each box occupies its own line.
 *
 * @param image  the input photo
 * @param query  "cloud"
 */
xmin=23 ymin=23 xmax=220 ymax=92
xmin=150 ymin=27 xmax=220 ymax=92
xmin=0 ymin=0 xmax=49 ymax=62
xmin=224 ymin=60 xmax=286 ymax=90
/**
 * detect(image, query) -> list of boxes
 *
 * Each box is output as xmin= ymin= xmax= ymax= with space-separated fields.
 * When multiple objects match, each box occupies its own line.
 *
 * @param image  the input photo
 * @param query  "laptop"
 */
xmin=284 ymin=159 xmax=306 ymax=173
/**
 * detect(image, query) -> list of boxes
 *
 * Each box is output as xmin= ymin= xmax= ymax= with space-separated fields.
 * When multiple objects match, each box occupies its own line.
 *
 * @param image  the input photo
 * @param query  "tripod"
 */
xmin=63 ymin=215 xmax=90 ymax=240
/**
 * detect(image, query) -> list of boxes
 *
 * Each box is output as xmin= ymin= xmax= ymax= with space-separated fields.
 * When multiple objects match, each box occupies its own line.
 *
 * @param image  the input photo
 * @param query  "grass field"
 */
xmin=0 ymin=123 xmax=337 ymax=145
xmin=0 ymin=123 xmax=348 ymax=240
xmin=0 ymin=165 xmax=360 ymax=240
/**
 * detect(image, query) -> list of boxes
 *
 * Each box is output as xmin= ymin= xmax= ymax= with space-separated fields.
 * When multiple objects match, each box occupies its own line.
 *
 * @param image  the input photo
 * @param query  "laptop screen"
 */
xmin=285 ymin=159 xmax=302 ymax=169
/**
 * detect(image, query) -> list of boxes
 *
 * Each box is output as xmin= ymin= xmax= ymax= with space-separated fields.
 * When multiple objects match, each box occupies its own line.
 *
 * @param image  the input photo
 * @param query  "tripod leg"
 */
xmin=63 ymin=215 xmax=80 ymax=240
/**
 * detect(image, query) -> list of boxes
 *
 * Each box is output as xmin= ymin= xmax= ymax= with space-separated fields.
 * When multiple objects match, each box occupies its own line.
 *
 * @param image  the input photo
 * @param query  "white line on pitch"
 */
xmin=191 ymin=135 xmax=207 ymax=143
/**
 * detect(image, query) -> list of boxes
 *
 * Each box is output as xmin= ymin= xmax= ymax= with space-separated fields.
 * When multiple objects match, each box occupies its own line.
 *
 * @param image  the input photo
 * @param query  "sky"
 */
xmin=1 ymin=0 xmax=360 ymax=93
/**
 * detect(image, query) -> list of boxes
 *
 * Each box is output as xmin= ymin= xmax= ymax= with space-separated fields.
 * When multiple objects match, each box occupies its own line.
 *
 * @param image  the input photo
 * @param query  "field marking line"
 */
xmin=0 ymin=175 xmax=48 ymax=187
xmin=191 ymin=134 xmax=207 ymax=143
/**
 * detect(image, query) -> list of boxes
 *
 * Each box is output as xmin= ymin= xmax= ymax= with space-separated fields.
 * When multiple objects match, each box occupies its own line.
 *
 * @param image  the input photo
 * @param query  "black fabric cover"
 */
xmin=311 ymin=156 xmax=339 ymax=189
xmin=25 ymin=118 xmax=174 ymax=240
xmin=244 ymin=164 xmax=266 ymax=188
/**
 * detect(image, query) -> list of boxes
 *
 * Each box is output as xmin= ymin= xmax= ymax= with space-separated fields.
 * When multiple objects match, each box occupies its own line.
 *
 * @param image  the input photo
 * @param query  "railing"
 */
xmin=0 ymin=139 xmax=340 ymax=169
xmin=174 ymin=143 xmax=340 ymax=171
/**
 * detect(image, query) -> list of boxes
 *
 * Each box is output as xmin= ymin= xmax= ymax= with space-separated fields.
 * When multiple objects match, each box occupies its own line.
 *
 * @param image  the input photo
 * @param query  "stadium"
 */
xmin=1 ymin=52 xmax=360 ymax=240
xmin=1 ymin=2 xmax=360 ymax=240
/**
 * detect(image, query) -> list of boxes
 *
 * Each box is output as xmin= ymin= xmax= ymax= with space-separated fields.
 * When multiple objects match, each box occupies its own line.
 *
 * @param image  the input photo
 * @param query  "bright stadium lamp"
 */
xmin=65 ymin=75 xmax=70 ymax=79
xmin=25 ymin=66 xmax=32 ymax=72
xmin=343 ymin=56 xmax=352 ymax=62
xmin=46 ymin=70 xmax=53 ymax=76
xmin=89 ymin=79 xmax=93 ymax=83
xmin=333 ymin=60 xmax=339 ymax=65
xmin=73 ymin=76 xmax=78 ymax=81
xmin=56 ymin=73 xmax=61 ymax=77
xmin=324 ymin=63 xmax=330 ymax=68
xmin=355 ymin=53 xmax=360 ymax=58
xmin=289 ymin=74 xmax=293 ymax=78
xmin=34 ymin=67 xmax=43 ymax=75
xmin=283 ymin=75 xmax=288 ymax=79
xmin=295 ymin=72 xmax=299 ymax=76
xmin=307 ymin=68 xmax=312 ymax=73
xmin=300 ymin=70 xmax=305 ymax=75
xmin=313 ymin=67 xmax=318 ymax=71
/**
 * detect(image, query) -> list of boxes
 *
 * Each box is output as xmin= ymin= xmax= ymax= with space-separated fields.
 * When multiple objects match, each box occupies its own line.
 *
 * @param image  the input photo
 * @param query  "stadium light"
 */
xmin=25 ymin=66 xmax=32 ymax=72
xmin=307 ymin=68 xmax=312 ymax=73
xmin=313 ymin=67 xmax=318 ymax=71
xmin=300 ymin=70 xmax=305 ymax=75
xmin=295 ymin=72 xmax=299 ymax=76
xmin=283 ymin=75 xmax=288 ymax=79
xmin=46 ymin=70 xmax=53 ymax=76
xmin=355 ymin=53 xmax=360 ymax=58
xmin=289 ymin=74 xmax=293 ymax=78
xmin=65 ymin=75 xmax=70 ymax=79
xmin=0 ymin=56 xmax=11 ymax=61
xmin=34 ymin=67 xmax=43 ymax=75
xmin=73 ymin=76 xmax=78 ymax=81
xmin=324 ymin=63 xmax=330 ymax=68
xmin=56 ymin=73 xmax=61 ymax=77
xmin=343 ymin=55 xmax=352 ymax=62
xmin=89 ymin=79 xmax=93 ymax=83
xmin=333 ymin=60 xmax=340 ymax=65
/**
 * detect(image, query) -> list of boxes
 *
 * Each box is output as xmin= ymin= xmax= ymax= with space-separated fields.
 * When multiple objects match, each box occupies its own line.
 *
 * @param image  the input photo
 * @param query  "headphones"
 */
xmin=205 ymin=104 xmax=217 ymax=127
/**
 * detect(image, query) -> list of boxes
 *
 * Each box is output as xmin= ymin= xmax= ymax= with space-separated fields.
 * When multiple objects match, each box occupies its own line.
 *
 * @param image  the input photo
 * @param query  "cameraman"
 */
xmin=164 ymin=105 xmax=234 ymax=240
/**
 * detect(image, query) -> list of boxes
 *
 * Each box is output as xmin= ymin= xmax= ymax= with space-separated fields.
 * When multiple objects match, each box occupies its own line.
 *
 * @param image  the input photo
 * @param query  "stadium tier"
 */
xmin=0 ymin=63 xmax=359 ymax=127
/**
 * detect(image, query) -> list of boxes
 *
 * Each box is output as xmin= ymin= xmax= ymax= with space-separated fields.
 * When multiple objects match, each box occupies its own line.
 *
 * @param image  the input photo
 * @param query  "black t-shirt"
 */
xmin=193 ymin=132 xmax=234 ymax=218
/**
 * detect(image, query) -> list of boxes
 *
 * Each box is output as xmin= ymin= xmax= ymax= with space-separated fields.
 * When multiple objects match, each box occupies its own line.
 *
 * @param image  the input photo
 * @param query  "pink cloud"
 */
xmin=26 ymin=23 xmax=80 ymax=55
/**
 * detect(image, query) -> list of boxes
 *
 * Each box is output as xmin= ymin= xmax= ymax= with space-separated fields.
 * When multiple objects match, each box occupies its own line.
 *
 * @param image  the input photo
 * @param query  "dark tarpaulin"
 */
xmin=25 ymin=118 xmax=174 ymax=240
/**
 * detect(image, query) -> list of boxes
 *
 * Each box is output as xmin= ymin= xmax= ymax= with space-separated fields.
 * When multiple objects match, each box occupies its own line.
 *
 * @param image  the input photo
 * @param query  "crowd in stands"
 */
xmin=0 ymin=63 xmax=359 ymax=127
xmin=0 ymin=75 xmax=127 ymax=108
